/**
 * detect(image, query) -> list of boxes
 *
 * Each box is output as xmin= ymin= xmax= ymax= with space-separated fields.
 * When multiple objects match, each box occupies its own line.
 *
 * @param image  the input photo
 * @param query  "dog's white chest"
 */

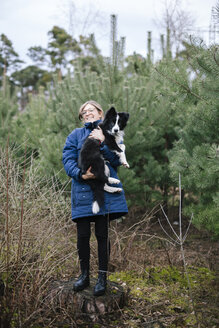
xmin=115 ymin=131 xmax=124 ymax=144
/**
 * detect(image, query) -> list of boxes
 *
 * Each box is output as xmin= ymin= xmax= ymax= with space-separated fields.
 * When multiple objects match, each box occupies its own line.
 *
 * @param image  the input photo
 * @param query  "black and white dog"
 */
xmin=78 ymin=107 xmax=129 ymax=214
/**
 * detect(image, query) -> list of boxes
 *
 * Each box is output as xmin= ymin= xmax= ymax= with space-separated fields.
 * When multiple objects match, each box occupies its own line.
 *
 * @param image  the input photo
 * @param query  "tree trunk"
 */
xmin=46 ymin=277 xmax=128 ymax=323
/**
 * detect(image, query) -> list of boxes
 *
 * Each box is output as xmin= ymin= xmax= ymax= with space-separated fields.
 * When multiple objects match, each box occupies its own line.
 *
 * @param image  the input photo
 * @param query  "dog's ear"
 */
xmin=119 ymin=112 xmax=129 ymax=122
xmin=105 ymin=107 xmax=117 ymax=119
xmin=124 ymin=113 xmax=129 ymax=121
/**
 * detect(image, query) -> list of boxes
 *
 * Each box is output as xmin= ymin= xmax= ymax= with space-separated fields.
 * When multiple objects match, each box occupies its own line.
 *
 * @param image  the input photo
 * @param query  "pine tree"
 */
xmin=0 ymin=80 xmax=18 ymax=145
xmin=10 ymin=16 xmax=185 ymax=210
xmin=168 ymin=40 xmax=219 ymax=237
xmin=10 ymin=15 xmax=196 ymax=213
xmin=0 ymin=33 xmax=23 ymax=86
xmin=40 ymin=22 xmax=186 ymax=207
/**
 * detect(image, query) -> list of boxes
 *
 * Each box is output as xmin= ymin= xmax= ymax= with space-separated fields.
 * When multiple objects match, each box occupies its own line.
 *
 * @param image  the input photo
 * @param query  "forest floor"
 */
xmin=1 ymin=205 xmax=219 ymax=328
xmin=88 ymin=206 xmax=219 ymax=328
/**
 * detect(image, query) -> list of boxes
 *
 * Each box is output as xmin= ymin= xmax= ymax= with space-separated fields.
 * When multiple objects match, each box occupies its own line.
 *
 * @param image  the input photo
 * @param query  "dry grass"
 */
xmin=0 ymin=146 xmax=78 ymax=327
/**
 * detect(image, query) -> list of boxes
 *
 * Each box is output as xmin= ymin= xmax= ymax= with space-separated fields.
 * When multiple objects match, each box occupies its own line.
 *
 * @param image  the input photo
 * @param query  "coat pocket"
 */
xmin=74 ymin=183 xmax=93 ymax=206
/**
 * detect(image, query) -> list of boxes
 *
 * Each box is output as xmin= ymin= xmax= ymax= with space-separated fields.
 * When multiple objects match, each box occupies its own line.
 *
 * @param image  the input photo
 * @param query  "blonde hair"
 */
xmin=78 ymin=100 xmax=104 ymax=121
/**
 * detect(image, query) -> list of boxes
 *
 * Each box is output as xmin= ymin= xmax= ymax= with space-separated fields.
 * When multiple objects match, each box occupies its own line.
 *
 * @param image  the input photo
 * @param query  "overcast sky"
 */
xmin=0 ymin=0 xmax=218 ymax=67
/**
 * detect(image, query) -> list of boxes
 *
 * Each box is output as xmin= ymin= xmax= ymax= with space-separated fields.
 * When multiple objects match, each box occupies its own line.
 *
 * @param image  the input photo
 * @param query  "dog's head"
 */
xmin=103 ymin=107 xmax=129 ymax=135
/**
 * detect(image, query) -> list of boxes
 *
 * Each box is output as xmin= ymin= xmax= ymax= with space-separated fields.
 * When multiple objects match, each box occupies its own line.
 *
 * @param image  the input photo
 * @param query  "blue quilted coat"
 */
xmin=62 ymin=120 xmax=128 ymax=221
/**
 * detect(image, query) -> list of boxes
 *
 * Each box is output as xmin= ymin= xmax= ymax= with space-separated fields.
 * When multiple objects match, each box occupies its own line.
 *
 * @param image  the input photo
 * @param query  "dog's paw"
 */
xmin=92 ymin=201 xmax=100 ymax=214
xmin=108 ymin=177 xmax=120 ymax=184
xmin=104 ymin=184 xmax=122 ymax=193
xmin=122 ymin=162 xmax=130 ymax=168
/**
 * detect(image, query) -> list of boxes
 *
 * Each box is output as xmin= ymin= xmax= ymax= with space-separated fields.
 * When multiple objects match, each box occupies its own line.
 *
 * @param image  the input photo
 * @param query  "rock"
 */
xmin=45 ymin=277 xmax=127 ymax=323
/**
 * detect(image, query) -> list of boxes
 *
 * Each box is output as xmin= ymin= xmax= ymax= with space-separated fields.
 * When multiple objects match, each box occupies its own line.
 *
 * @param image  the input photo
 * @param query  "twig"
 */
xmin=179 ymin=173 xmax=182 ymax=242
xmin=16 ymin=143 xmax=27 ymax=274
xmin=158 ymin=219 xmax=179 ymax=245
xmin=160 ymin=204 xmax=180 ymax=241
xmin=158 ymin=174 xmax=199 ymax=325
xmin=182 ymin=214 xmax=194 ymax=244
xmin=5 ymin=135 xmax=10 ymax=297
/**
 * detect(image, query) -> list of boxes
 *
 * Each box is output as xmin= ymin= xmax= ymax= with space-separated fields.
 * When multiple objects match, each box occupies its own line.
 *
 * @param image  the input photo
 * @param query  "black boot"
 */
xmin=73 ymin=268 xmax=90 ymax=292
xmin=93 ymin=271 xmax=107 ymax=296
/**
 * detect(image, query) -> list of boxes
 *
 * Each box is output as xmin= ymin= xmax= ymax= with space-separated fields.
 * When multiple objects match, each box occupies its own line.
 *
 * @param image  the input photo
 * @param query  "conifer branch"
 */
xmin=213 ymin=47 xmax=219 ymax=67
xmin=154 ymin=67 xmax=210 ymax=104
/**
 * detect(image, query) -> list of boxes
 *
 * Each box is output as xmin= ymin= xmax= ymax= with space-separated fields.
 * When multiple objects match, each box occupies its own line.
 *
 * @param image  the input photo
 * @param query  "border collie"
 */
xmin=78 ymin=107 xmax=129 ymax=214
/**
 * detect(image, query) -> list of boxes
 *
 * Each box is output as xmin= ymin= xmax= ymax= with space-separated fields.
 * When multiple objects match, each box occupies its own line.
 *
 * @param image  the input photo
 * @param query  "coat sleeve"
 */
xmin=100 ymin=143 xmax=121 ymax=168
xmin=62 ymin=130 xmax=82 ymax=181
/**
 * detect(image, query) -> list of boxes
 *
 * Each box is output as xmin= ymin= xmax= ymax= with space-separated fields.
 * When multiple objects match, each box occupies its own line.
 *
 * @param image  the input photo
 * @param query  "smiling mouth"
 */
xmin=85 ymin=116 xmax=95 ymax=122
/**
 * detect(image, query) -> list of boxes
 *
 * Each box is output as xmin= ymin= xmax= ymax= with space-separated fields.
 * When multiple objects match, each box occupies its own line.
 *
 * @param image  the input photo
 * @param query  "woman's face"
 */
xmin=82 ymin=104 xmax=102 ymax=123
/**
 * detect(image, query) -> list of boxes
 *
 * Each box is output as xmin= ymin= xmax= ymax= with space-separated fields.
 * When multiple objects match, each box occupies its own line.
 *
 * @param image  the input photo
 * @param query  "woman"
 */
xmin=62 ymin=100 xmax=128 ymax=296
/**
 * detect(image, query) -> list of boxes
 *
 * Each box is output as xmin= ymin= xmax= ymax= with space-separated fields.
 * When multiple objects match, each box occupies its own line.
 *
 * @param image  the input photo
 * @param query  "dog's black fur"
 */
xmin=78 ymin=107 xmax=129 ymax=214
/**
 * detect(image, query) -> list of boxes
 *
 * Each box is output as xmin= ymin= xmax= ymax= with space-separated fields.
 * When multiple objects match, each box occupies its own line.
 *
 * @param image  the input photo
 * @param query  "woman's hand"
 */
xmin=81 ymin=166 xmax=96 ymax=180
xmin=89 ymin=127 xmax=105 ymax=143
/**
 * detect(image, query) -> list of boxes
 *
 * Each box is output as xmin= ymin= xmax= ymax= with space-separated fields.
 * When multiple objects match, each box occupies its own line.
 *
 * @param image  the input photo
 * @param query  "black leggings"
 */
xmin=76 ymin=215 xmax=110 ymax=272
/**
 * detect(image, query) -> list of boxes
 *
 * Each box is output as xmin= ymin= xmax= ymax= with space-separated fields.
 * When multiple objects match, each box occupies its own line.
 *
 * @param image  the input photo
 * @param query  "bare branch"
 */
xmin=158 ymin=219 xmax=180 ymax=245
xmin=182 ymin=213 xmax=194 ymax=243
xmin=160 ymin=204 xmax=180 ymax=241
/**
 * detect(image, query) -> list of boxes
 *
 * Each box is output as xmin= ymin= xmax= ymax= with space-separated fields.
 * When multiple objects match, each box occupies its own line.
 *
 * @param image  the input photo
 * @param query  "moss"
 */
xmin=185 ymin=314 xmax=198 ymax=326
xmin=145 ymin=265 xmax=215 ymax=290
xmin=109 ymin=270 xmax=143 ymax=285
xmin=110 ymin=266 xmax=215 ymax=293
xmin=109 ymin=265 xmax=217 ymax=327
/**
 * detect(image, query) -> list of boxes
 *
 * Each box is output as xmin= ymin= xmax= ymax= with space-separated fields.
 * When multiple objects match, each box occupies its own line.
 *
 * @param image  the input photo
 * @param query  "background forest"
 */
xmin=1 ymin=15 xmax=218 ymax=237
xmin=0 ymin=1 xmax=219 ymax=327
